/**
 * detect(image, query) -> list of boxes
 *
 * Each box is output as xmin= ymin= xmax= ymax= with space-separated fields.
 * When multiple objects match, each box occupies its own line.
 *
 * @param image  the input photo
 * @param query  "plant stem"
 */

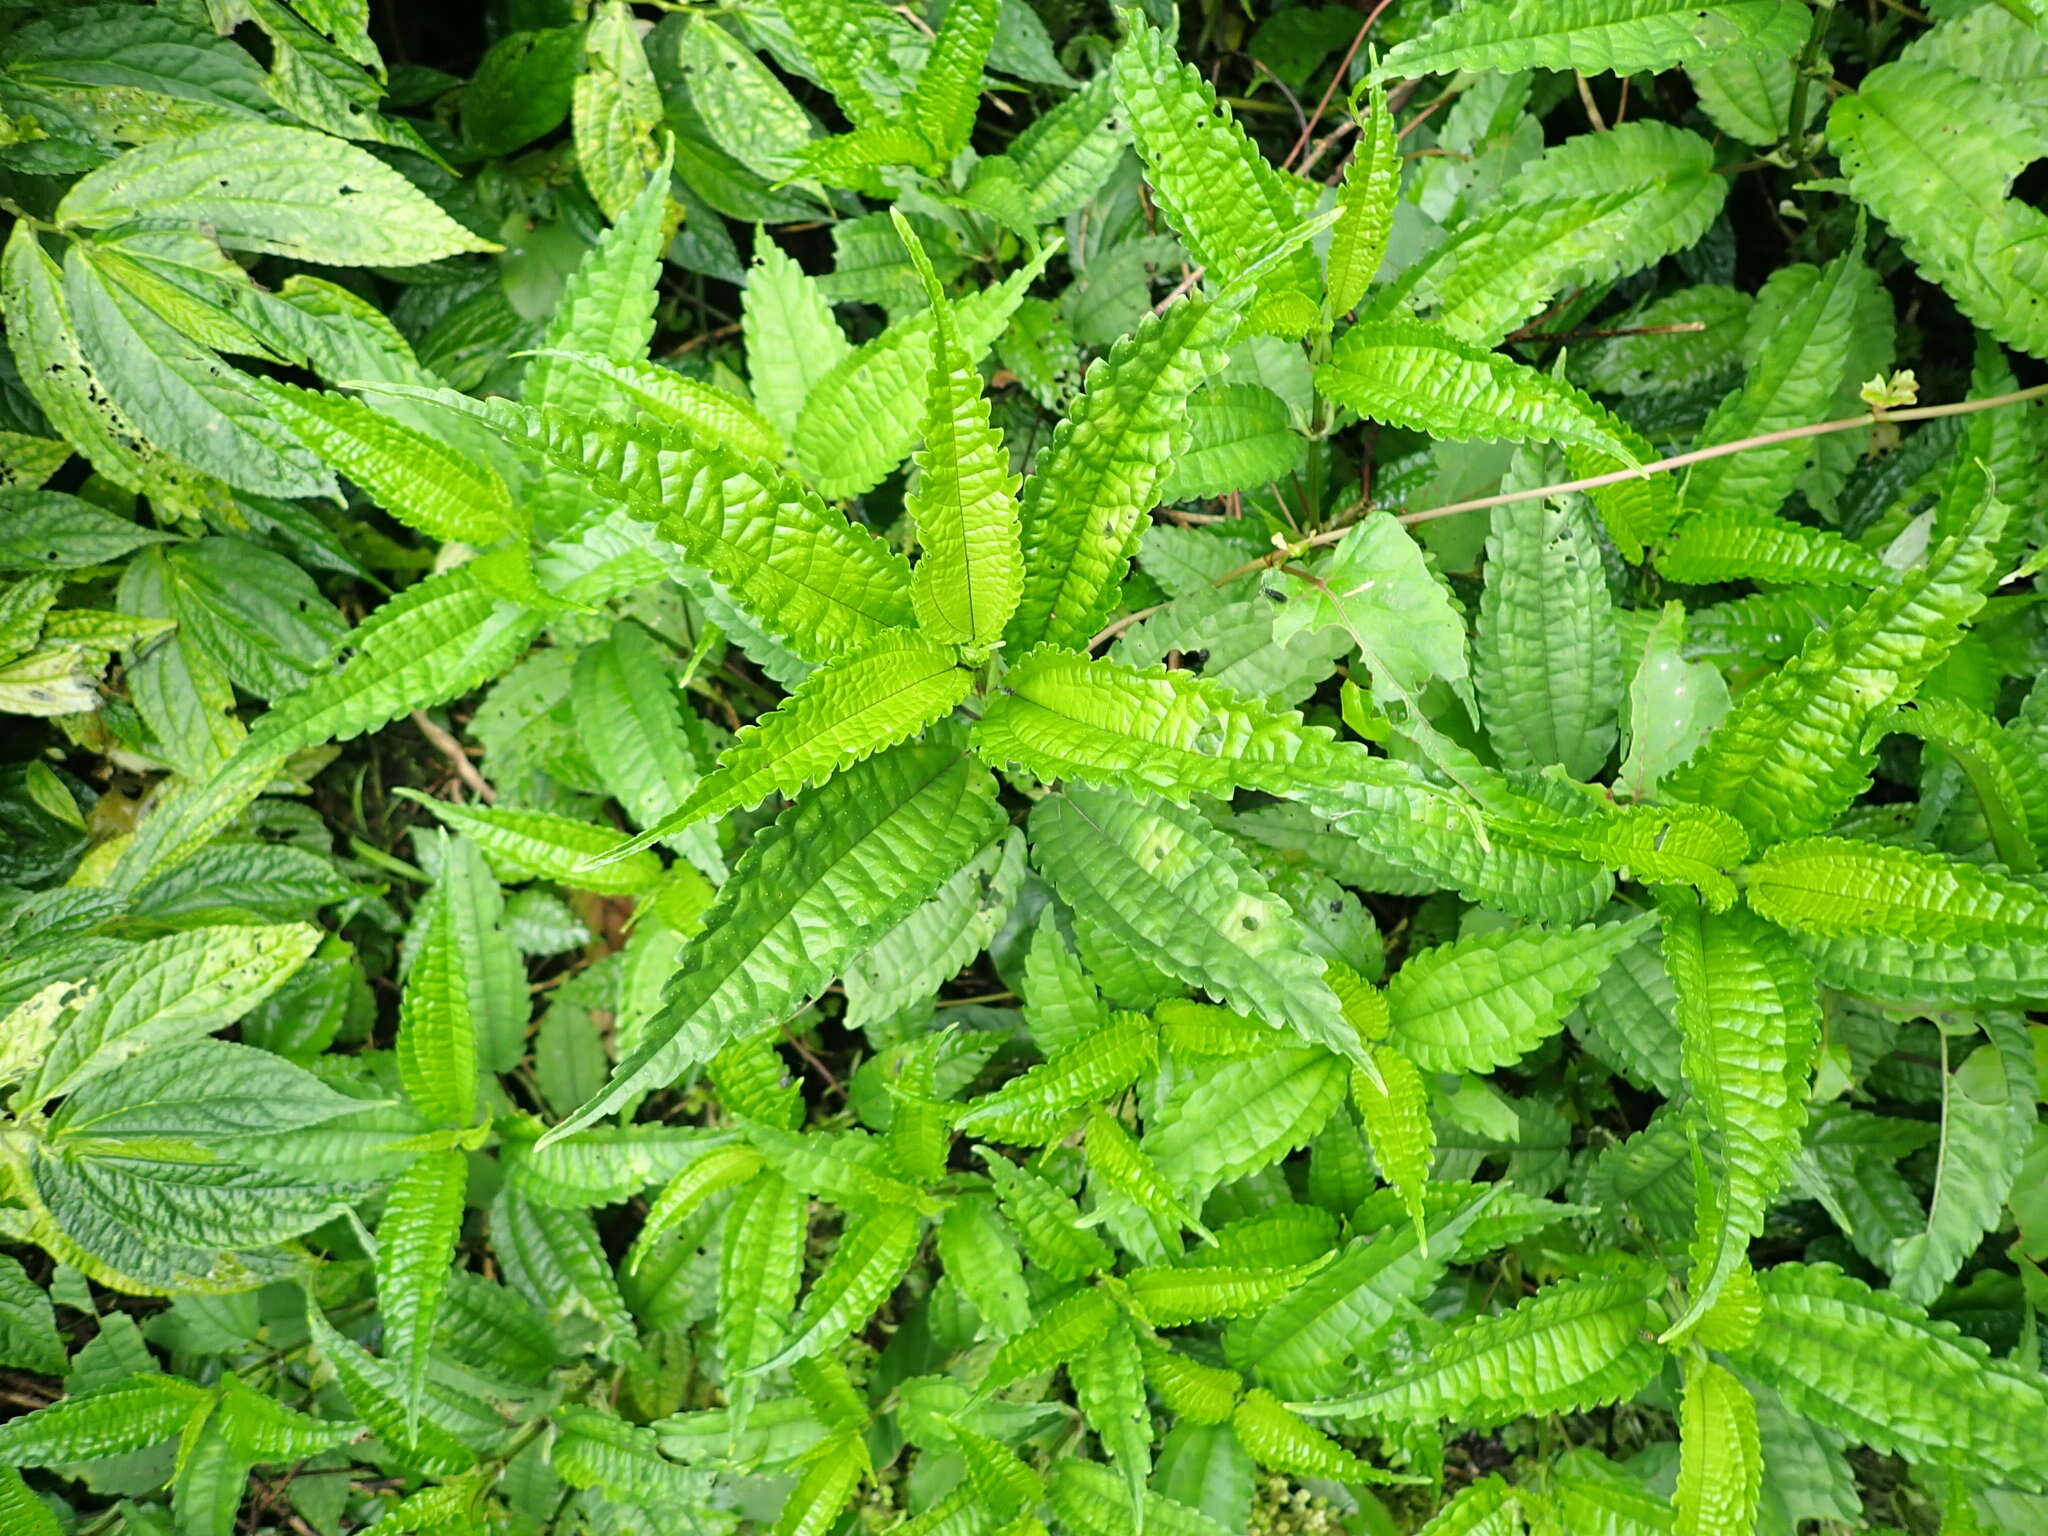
xmin=1203 ymin=381 xmax=2048 ymax=587
xmin=1784 ymin=0 xmax=1836 ymax=179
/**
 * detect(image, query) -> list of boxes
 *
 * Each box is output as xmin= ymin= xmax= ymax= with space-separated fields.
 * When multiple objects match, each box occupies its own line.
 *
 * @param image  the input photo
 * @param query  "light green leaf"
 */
xmin=1663 ymin=492 xmax=2006 ymax=845
xmin=374 ymin=1148 xmax=466 ymax=1440
xmin=400 ymin=793 xmax=662 ymax=897
xmin=56 ymin=123 xmax=496 ymax=266
xmin=1032 ymin=786 xmax=1360 ymax=1065
xmin=546 ymin=734 xmax=1003 ymax=1143
xmin=30 ymin=923 xmax=318 ymax=1103
xmin=743 ymin=235 xmax=850 ymax=442
xmin=1376 ymin=0 xmax=1808 ymax=78
xmin=1662 ymin=896 xmax=1818 ymax=1340
xmin=1475 ymin=493 xmax=1621 ymax=782
xmin=598 ymin=629 xmax=970 ymax=860
xmin=1272 ymin=512 xmax=1469 ymax=712
xmin=1299 ymin=1259 xmax=1665 ymax=1425
xmin=1729 ymin=1262 xmax=2048 ymax=1488
xmin=1387 ymin=914 xmax=1656 ymax=1075
xmin=1007 ymin=295 xmax=1238 ymax=653
xmin=1830 ymin=62 xmax=2048 ymax=359
xmin=1114 ymin=13 xmax=1320 ymax=335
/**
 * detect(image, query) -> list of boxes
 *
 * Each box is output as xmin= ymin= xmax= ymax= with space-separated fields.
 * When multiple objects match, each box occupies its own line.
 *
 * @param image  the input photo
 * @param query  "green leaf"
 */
xmin=1475 ymin=493 xmax=1622 ymax=782
xmin=546 ymin=734 xmax=1002 ymax=1143
xmin=910 ymin=0 xmax=998 ymax=162
xmin=572 ymin=1 xmax=665 ymax=219
xmin=1299 ymin=1259 xmax=1665 ymax=1426
xmin=984 ymin=1282 xmax=1116 ymax=1388
xmin=0 ymin=1258 xmax=63 ymax=1376
xmin=62 ymin=244 xmax=331 ymax=499
xmin=261 ymin=382 xmax=520 ymax=545
xmin=1729 ymin=1262 xmax=2048 ymax=1488
xmin=1658 ymin=509 xmax=1887 ymax=588
xmin=1830 ymin=61 xmax=2048 ymax=359
xmin=395 ymin=834 xmax=491 ymax=1127
xmin=29 ymin=922 xmax=318 ymax=1103
xmin=772 ymin=1430 xmax=870 ymax=1536
xmin=1327 ymin=87 xmax=1400 ymax=319
xmin=1403 ymin=122 xmax=1727 ymax=346
xmin=1662 ymin=896 xmax=1818 ymax=1340
xmin=935 ymin=1195 xmax=1032 ymax=1338
xmin=1387 ymin=914 xmax=1657 ymax=1075
xmin=797 ymin=248 xmax=1051 ymax=500
xmin=1031 ymin=786 xmax=1361 ymax=1065
xmin=491 ymin=1187 xmax=637 ymax=1357
xmin=597 ymin=629 xmax=970 ymax=860
xmin=844 ymin=829 xmax=1024 ymax=1033
xmin=0 ymin=1468 xmax=62 ymax=1536
xmin=303 ymin=1305 xmax=479 ymax=1475
xmin=681 ymin=15 xmax=813 ymax=181
xmin=1069 ymin=1308 xmax=1151 ymax=1520
xmin=1005 ymin=71 xmax=1129 ymax=223
xmin=1376 ymin=0 xmax=1808 ymax=78
xmin=1224 ymin=1191 xmax=1500 ymax=1399
xmin=534 ymin=350 xmax=785 ymax=464
xmin=975 ymin=646 xmax=1359 ymax=804
xmin=461 ymin=26 xmax=580 ymax=156
xmin=1048 ymin=1459 xmax=1233 ymax=1536
xmin=1663 ymin=491 xmax=2007 ymax=845
xmin=552 ymin=1405 xmax=708 ymax=1504
xmin=743 ymin=234 xmax=851 ymax=442
xmin=957 ymin=1009 xmax=1159 ymax=1144
xmin=454 ymin=393 xmax=918 ymax=661
xmin=571 ymin=619 xmax=720 ymax=874
xmin=1271 ymin=512 xmax=1470 ymax=712
xmin=718 ymin=1171 xmax=809 ymax=1392
xmin=1888 ymin=1013 xmax=2034 ymax=1307
xmin=1 ymin=225 xmax=227 ymax=514
xmin=0 ymin=1373 xmax=209 ymax=1466
xmin=1114 ymin=13 xmax=1320 ymax=336
xmin=1892 ymin=696 xmax=2048 ymax=875
xmin=1007 ymin=297 xmax=1238 ymax=653
xmin=1680 ymin=247 xmax=1884 ymax=524
xmin=56 ymin=123 xmax=496 ymax=266
xmin=375 ymin=1148 xmax=466 ymax=1441
xmin=1673 ymin=1356 xmax=1762 ymax=1536
xmin=400 ymin=793 xmax=661 ymax=897
xmin=978 ymin=1149 xmax=1113 ymax=1281
xmin=1318 ymin=320 xmax=1642 ymax=464
xmin=1618 ymin=602 xmax=1730 ymax=803
xmin=896 ymin=222 xmax=1025 ymax=651
xmin=1744 ymin=834 xmax=2048 ymax=948
xmin=763 ymin=1206 xmax=922 ymax=1372
xmin=1353 ymin=1043 xmax=1435 ymax=1245
xmin=1145 ymin=1046 xmax=1348 ymax=1205
xmin=1157 ymin=382 xmax=1307 ymax=502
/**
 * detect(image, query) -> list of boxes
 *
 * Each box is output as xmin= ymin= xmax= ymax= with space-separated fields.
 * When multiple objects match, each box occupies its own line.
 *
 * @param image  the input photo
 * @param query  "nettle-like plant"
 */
xmin=1 ymin=2 xmax=2046 ymax=1534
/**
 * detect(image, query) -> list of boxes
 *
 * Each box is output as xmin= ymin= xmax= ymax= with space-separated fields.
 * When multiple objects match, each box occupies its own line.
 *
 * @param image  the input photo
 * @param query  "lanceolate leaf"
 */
xmin=597 ymin=629 xmax=971 ymax=860
xmin=376 ymin=1148 xmax=466 ymax=1439
xmin=1031 ymin=786 xmax=1362 ymax=1066
xmin=1113 ymin=14 xmax=1320 ymax=336
xmin=1663 ymin=896 xmax=1818 ymax=1339
xmin=973 ymin=646 xmax=1358 ymax=804
xmin=1386 ymin=914 xmax=1656 ymax=1076
xmin=1376 ymin=0 xmax=1808 ymax=80
xmin=1663 ymin=491 xmax=2007 ymax=846
xmin=1007 ymin=298 xmax=1238 ymax=654
xmin=899 ymin=213 xmax=1024 ymax=651
xmin=1830 ymin=62 xmax=2048 ymax=359
xmin=396 ymin=834 xmax=489 ymax=1127
xmin=1326 ymin=88 xmax=1399 ymax=319
xmin=1743 ymin=835 xmax=2048 ymax=948
xmin=1673 ymin=1358 xmax=1762 ymax=1536
xmin=545 ymin=735 xmax=1003 ymax=1143
xmin=1475 ymin=493 xmax=1622 ymax=783
xmin=1729 ymin=1263 xmax=2048 ymax=1488
xmin=1300 ymin=1259 xmax=1666 ymax=1426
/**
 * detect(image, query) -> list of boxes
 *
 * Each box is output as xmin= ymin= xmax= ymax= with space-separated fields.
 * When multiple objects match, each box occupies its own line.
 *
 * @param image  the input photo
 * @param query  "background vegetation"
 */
xmin=0 ymin=2 xmax=2044 ymax=1534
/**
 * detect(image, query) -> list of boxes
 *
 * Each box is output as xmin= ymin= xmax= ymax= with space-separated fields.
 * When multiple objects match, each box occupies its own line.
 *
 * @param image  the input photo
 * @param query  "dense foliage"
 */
xmin=1 ymin=1 xmax=2045 ymax=1533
